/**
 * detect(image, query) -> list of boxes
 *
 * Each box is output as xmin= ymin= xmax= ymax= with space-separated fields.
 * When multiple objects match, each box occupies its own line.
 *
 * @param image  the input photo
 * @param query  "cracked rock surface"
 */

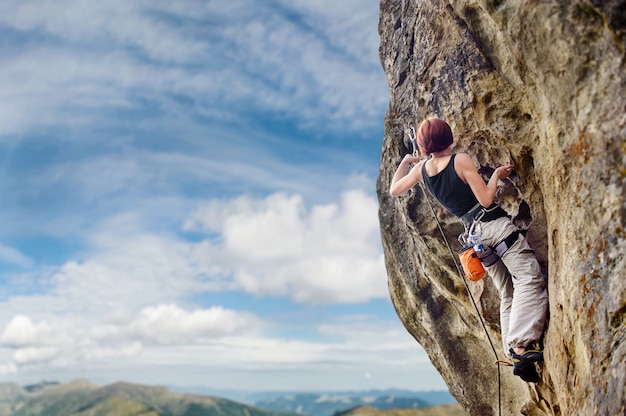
xmin=376 ymin=1 xmax=625 ymax=415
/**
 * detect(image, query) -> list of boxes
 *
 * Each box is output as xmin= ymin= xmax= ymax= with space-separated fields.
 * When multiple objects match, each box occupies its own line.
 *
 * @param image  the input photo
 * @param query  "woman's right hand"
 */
xmin=402 ymin=154 xmax=423 ymax=165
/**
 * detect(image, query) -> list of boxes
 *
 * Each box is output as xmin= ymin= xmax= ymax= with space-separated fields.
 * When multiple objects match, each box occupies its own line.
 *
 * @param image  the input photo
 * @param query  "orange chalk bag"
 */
xmin=459 ymin=245 xmax=486 ymax=281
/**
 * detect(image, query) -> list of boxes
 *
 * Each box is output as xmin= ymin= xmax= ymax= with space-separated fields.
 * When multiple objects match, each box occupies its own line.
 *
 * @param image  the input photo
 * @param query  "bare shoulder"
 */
xmin=409 ymin=159 xmax=427 ymax=181
xmin=453 ymin=153 xmax=478 ymax=183
xmin=454 ymin=153 xmax=479 ymax=171
xmin=454 ymin=152 xmax=474 ymax=165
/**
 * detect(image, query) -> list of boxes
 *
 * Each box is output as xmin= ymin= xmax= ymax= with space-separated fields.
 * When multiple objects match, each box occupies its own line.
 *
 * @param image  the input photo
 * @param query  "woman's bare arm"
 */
xmin=389 ymin=155 xmax=425 ymax=197
xmin=455 ymin=153 xmax=513 ymax=207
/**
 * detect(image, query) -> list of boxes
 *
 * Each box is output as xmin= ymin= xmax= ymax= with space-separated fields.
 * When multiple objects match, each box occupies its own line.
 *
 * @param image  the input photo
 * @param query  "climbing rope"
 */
xmin=406 ymin=126 xmax=504 ymax=416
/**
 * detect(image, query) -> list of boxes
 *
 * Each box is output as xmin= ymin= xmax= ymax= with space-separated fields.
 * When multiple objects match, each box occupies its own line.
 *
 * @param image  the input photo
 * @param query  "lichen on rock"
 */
xmin=376 ymin=1 xmax=625 ymax=415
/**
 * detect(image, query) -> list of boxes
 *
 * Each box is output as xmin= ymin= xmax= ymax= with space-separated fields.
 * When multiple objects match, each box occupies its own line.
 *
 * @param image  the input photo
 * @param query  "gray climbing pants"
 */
xmin=478 ymin=217 xmax=548 ymax=356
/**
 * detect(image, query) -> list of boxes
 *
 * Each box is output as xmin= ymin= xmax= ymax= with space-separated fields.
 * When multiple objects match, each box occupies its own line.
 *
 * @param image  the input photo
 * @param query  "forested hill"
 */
xmin=0 ymin=379 xmax=300 ymax=416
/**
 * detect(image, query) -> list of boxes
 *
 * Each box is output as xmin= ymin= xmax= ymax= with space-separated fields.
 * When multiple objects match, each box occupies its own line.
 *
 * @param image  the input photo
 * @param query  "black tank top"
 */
xmin=421 ymin=154 xmax=478 ymax=217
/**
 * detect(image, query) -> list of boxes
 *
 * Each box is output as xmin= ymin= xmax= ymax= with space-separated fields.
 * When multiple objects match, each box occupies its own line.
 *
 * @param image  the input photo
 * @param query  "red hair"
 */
xmin=416 ymin=118 xmax=453 ymax=155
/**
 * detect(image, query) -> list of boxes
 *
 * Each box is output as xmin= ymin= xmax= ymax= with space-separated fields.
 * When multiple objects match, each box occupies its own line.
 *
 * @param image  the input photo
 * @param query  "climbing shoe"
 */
xmin=513 ymin=364 xmax=540 ymax=383
xmin=509 ymin=346 xmax=544 ymax=370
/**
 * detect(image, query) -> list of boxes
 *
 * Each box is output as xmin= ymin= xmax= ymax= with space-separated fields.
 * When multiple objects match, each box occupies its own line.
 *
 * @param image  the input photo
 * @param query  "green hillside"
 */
xmin=0 ymin=380 xmax=301 ymax=416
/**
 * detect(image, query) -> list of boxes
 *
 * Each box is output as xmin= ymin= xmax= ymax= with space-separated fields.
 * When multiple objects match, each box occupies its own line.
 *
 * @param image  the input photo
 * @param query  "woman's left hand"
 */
xmin=494 ymin=164 xmax=514 ymax=179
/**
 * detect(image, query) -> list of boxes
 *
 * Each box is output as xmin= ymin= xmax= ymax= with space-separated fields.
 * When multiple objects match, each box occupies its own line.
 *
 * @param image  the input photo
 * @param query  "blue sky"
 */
xmin=0 ymin=0 xmax=447 ymax=392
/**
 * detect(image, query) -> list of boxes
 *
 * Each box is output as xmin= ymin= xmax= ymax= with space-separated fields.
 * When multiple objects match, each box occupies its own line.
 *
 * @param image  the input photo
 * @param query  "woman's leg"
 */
xmin=499 ymin=234 xmax=548 ymax=349
xmin=484 ymin=259 xmax=513 ymax=356
xmin=480 ymin=217 xmax=548 ymax=352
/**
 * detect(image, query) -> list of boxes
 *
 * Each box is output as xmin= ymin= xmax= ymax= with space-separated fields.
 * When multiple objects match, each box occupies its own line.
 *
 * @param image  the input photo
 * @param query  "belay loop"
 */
xmin=467 ymin=220 xmax=483 ymax=247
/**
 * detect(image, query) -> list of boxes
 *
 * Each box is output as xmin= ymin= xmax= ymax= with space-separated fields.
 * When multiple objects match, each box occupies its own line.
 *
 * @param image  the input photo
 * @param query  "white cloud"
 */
xmin=84 ymin=342 xmax=143 ymax=360
xmin=0 ymin=304 xmax=446 ymax=390
xmin=186 ymin=189 xmax=387 ymax=304
xmin=12 ymin=346 xmax=59 ymax=366
xmin=0 ymin=362 xmax=17 ymax=376
xmin=2 ymin=187 xmax=384 ymax=329
xmin=0 ymin=315 xmax=69 ymax=348
xmin=44 ymin=215 xmax=223 ymax=316
xmin=0 ymin=303 xmax=266 ymax=371
xmin=0 ymin=184 xmax=400 ymax=386
xmin=128 ymin=304 xmax=265 ymax=345
xmin=102 ymin=315 xmax=445 ymax=391
xmin=115 ymin=314 xmax=427 ymax=375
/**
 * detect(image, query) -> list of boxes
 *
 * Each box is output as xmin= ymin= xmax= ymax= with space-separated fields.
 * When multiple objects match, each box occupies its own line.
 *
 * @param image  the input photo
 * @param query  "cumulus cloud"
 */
xmin=1 ymin=315 xmax=67 ymax=348
xmin=0 ymin=303 xmax=266 ymax=372
xmin=128 ymin=304 xmax=265 ymax=345
xmin=28 ymin=188 xmax=384 ymax=325
xmin=185 ymin=189 xmax=387 ymax=304
xmin=1 ymin=185 xmax=384 ymax=330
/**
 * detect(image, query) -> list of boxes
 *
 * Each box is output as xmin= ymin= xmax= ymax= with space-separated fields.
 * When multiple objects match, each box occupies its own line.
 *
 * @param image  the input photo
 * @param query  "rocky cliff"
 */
xmin=376 ymin=1 xmax=625 ymax=415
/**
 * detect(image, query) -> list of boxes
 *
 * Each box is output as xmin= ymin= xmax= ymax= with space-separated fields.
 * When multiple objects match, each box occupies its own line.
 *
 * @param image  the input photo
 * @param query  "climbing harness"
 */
xmin=493 ymin=230 xmax=521 ymax=257
xmin=460 ymin=202 xmax=484 ymax=229
xmin=405 ymin=125 xmax=505 ymax=416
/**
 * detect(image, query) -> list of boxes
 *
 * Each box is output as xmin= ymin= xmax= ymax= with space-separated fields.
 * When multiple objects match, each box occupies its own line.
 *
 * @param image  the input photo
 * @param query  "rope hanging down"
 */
xmin=406 ymin=126 xmax=504 ymax=416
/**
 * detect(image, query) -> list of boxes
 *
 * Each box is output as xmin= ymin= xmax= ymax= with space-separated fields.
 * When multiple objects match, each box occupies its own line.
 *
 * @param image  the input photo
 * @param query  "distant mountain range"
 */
xmin=170 ymin=387 xmax=457 ymax=416
xmin=244 ymin=390 xmax=456 ymax=416
xmin=0 ymin=379 xmax=300 ymax=416
xmin=0 ymin=380 xmax=458 ymax=416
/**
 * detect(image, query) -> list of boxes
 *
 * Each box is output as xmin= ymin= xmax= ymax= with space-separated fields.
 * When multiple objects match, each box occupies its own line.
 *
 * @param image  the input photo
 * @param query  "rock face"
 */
xmin=376 ymin=1 xmax=625 ymax=415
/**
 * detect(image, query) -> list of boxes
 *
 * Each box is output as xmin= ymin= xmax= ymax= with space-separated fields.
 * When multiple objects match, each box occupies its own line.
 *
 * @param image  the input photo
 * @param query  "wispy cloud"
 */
xmin=0 ymin=244 xmax=33 ymax=268
xmin=0 ymin=0 xmax=386 ymax=136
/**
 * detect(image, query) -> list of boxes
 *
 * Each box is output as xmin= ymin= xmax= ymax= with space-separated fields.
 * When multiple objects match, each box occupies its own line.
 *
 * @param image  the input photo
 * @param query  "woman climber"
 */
xmin=389 ymin=117 xmax=549 ymax=383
